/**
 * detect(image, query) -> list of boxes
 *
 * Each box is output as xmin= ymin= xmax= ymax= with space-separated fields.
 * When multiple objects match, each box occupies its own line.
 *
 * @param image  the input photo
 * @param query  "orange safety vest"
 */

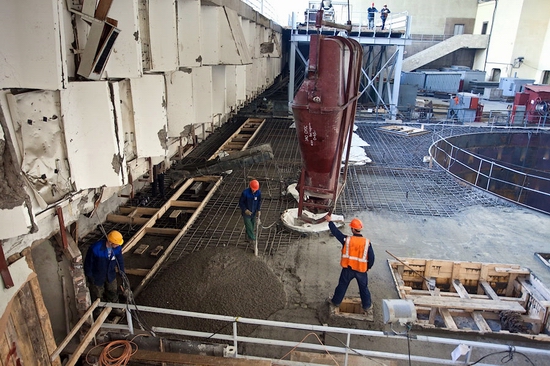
xmin=340 ymin=236 xmax=369 ymax=273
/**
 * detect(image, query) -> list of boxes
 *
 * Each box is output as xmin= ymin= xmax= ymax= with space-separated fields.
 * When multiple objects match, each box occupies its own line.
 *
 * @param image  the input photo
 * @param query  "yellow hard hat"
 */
xmin=107 ymin=230 xmax=124 ymax=246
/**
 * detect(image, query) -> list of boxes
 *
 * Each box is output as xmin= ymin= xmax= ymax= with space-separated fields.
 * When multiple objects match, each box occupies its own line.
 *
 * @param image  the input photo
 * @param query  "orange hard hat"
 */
xmin=250 ymin=179 xmax=260 ymax=190
xmin=349 ymin=218 xmax=363 ymax=230
xmin=107 ymin=230 xmax=124 ymax=245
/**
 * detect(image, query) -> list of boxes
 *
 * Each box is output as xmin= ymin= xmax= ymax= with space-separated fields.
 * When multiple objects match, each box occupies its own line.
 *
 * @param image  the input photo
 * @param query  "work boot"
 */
xmin=362 ymin=304 xmax=373 ymax=317
xmin=326 ymin=297 xmax=339 ymax=309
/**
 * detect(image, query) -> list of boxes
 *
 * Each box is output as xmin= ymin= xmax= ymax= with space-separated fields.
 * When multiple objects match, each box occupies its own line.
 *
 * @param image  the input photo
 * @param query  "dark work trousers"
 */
xmin=89 ymin=278 xmax=119 ymax=303
xmin=331 ymin=266 xmax=372 ymax=310
xmin=152 ymin=172 xmax=165 ymax=197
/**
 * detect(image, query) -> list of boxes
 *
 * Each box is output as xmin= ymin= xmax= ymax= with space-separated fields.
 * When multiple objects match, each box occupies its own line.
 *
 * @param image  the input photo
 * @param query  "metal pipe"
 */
xmin=99 ymin=302 xmax=550 ymax=361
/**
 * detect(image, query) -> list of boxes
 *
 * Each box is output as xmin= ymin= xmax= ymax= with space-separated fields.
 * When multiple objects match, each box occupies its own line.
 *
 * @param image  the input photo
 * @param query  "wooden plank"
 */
xmin=134 ymin=244 xmax=149 ymax=255
xmin=118 ymin=207 xmax=159 ymax=216
xmin=428 ymin=288 xmax=440 ymax=324
xmin=479 ymin=281 xmax=500 ymax=300
xmin=208 ymin=118 xmax=266 ymax=160
xmin=17 ymin=284 xmax=51 ymax=365
xmin=124 ymin=268 xmax=150 ymax=277
xmin=422 ymin=260 xmax=433 ymax=290
xmin=412 ymin=296 xmax=526 ymax=312
xmin=133 ymin=176 xmax=223 ymax=297
xmin=477 ymin=264 xmax=490 ymax=294
xmin=144 ymin=227 xmax=181 ymax=236
xmin=129 ymin=207 xmax=160 ymax=217
xmin=106 ymin=214 xmax=149 ymax=225
xmin=65 ymin=307 xmax=112 ymax=366
xmin=506 ymin=273 xmax=519 ymax=297
xmin=170 ymin=201 xmax=201 ymax=208
xmin=94 ymin=0 xmax=113 ymax=21
xmin=472 ymin=312 xmax=493 ymax=333
xmin=28 ymin=275 xmax=62 ymax=365
xmin=449 ymin=262 xmax=462 ymax=292
xmin=10 ymin=285 xmax=38 ymax=365
xmin=169 ymin=210 xmax=182 ymax=219
xmin=4 ymin=317 xmax=21 ymax=366
xmin=150 ymin=246 xmax=163 ymax=257
xmin=452 ymin=279 xmax=470 ymax=299
xmin=122 ymin=178 xmax=200 ymax=254
xmin=439 ymin=308 xmax=458 ymax=329
xmin=495 ymin=266 xmax=530 ymax=274
xmin=50 ymin=299 xmax=100 ymax=362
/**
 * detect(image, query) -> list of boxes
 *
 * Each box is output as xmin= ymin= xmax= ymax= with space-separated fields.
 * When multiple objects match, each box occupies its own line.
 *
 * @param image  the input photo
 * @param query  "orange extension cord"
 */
xmin=87 ymin=340 xmax=138 ymax=366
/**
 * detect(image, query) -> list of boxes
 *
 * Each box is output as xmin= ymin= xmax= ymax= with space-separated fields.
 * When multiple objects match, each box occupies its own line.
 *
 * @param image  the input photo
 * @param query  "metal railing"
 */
xmin=430 ymin=130 xmax=550 ymax=215
xmin=99 ymin=302 xmax=550 ymax=366
xmin=292 ymin=10 xmax=410 ymax=38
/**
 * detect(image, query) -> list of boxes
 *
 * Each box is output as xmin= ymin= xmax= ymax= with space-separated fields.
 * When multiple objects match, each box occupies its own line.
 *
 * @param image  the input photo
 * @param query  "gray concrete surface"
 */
xmin=253 ymin=204 xmax=550 ymax=365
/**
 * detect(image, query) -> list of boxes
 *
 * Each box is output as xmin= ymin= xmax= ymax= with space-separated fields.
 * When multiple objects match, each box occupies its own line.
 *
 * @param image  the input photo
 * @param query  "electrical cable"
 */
xmin=279 ymin=332 xmax=340 ymax=366
xmin=118 ymin=270 xmax=156 ymax=336
xmin=406 ymin=324 xmax=412 ymax=366
xmin=86 ymin=340 xmax=138 ymax=366
xmin=467 ymin=345 xmax=535 ymax=365
xmin=323 ymin=333 xmax=389 ymax=366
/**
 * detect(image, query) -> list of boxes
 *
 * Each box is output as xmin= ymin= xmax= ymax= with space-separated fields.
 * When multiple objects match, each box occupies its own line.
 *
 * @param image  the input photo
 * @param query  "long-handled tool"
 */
xmin=386 ymin=250 xmax=436 ymax=291
xmin=254 ymin=217 xmax=260 ymax=256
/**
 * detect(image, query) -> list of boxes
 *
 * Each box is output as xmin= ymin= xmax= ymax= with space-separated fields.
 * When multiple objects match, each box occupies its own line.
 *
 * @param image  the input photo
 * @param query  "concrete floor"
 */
xmin=131 ymin=112 xmax=550 ymax=365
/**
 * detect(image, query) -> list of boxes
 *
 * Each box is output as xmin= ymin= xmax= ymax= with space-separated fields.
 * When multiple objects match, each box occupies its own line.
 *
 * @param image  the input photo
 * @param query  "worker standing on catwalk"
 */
xmin=84 ymin=230 xmax=125 ymax=304
xmin=239 ymin=179 xmax=262 ymax=243
xmin=367 ymin=3 xmax=378 ymax=30
xmin=326 ymin=214 xmax=375 ymax=314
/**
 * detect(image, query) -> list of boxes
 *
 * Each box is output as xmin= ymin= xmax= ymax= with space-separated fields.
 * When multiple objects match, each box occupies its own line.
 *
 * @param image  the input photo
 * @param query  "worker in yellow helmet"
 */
xmin=84 ymin=230 xmax=125 ymax=304
xmin=325 ymin=214 xmax=375 ymax=315
xmin=239 ymin=179 xmax=262 ymax=243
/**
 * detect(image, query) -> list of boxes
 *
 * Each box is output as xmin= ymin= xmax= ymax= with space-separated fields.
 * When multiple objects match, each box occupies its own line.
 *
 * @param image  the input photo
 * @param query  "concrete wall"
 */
xmin=473 ymin=0 xmax=550 ymax=82
xmin=0 ymin=0 xmax=282 ymax=257
xmin=355 ymin=0 xmax=478 ymax=35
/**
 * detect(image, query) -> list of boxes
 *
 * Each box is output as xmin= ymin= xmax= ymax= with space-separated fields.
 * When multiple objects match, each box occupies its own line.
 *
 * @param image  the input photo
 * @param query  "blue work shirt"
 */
xmin=329 ymin=221 xmax=375 ymax=270
xmin=84 ymin=239 xmax=125 ymax=285
xmin=239 ymin=187 xmax=262 ymax=217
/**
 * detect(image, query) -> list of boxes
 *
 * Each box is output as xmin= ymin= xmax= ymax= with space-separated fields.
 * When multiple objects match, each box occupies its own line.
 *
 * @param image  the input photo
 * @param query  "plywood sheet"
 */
xmin=61 ymin=82 xmax=124 ymax=189
xmin=212 ymin=66 xmax=227 ymax=117
xmin=8 ymin=90 xmax=72 ymax=204
xmin=192 ymin=67 xmax=213 ymax=123
xmin=177 ymin=0 xmax=201 ymax=67
xmin=225 ymin=65 xmax=238 ymax=110
xmin=223 ymin=7 xmax=252 ymax=64
xmin=165 ymin=71 xmax=194 ymax=138
xmin=105 ymin=0 xmax=143 ymax=78
xmin=130 ymin=75 xmax=167 ymax=158
xmin=236 ymin=66 xmax=247 ymax=104
xmin=149 ymin=0 xmax=178 ymax=71
xmin=0 ymin=0 xmax=67 ymax=90
xmin=200 ymin=6 xmax=220 ymax=65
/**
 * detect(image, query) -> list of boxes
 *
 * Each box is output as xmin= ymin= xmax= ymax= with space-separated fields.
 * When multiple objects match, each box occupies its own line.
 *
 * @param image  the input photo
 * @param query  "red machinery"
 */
xmin=291 ymin=12 xmax=363 ymax=221
xmin=511 ymin=85 xmax=550 ymax=125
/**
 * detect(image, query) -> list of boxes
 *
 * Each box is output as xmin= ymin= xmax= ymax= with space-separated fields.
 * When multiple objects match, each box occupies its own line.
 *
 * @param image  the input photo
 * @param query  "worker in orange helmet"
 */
xmin=325 ymin=214 xmax=375 ymax=315
xmin=84 ymin=230 xmax=125 ymax=305
xmin=239 ymin=179 xmax=262 ymax=243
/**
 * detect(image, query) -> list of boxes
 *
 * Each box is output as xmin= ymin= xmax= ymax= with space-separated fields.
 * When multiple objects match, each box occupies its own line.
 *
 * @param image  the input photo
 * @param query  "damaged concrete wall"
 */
xmin=0 ymin=0 xmax=282 ymax=253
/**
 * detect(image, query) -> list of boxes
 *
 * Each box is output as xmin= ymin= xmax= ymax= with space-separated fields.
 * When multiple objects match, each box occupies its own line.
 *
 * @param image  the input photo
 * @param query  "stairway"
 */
xmin=402 ymin=34 xmax=489 ymax=72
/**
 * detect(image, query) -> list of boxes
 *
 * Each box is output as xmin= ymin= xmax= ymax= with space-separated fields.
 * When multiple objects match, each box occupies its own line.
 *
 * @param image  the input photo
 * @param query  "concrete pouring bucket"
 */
xmin=291 ymin=34 xmax=362 ymax=217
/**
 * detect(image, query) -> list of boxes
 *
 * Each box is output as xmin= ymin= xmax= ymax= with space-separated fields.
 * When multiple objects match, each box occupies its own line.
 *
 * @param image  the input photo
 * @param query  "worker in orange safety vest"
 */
xmin=325 ymin=214 xmax=375 ymax=313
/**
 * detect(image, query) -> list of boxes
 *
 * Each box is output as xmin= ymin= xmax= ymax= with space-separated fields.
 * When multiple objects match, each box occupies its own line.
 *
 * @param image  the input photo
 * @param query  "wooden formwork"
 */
xmin=388 ymin=258 xmax=550 ymax=340
xmin=1 ymin=253 xmax=62 ymax=366
xmin=107 ymin=176 xmax=222 ymax=297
